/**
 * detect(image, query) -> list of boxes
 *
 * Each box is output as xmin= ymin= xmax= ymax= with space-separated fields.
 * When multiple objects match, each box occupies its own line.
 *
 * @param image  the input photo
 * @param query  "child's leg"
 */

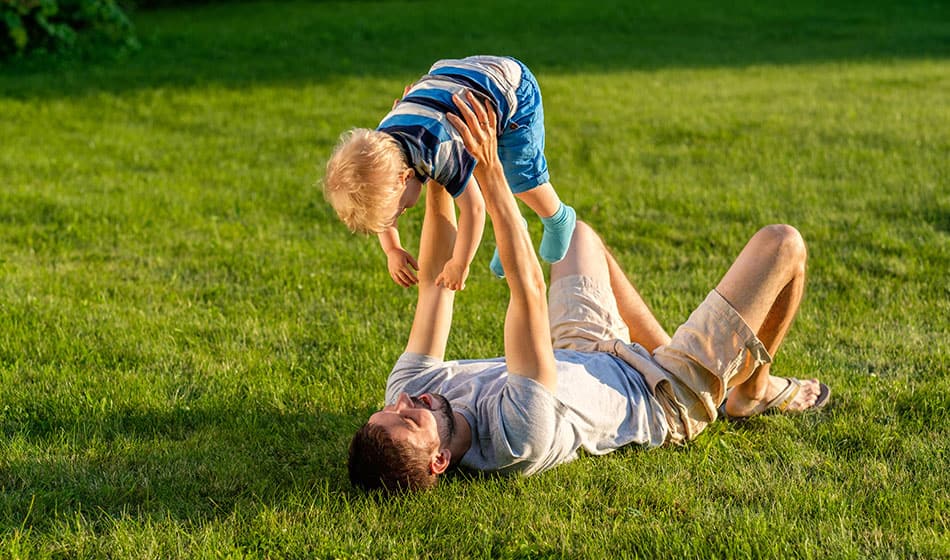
xmin=516 ymin=182 xmax=576 ymax=263
xmin=516 ymin=182 xmax=562 ymax=218
xmin=493 ymin=59 xmax=574 ymax=272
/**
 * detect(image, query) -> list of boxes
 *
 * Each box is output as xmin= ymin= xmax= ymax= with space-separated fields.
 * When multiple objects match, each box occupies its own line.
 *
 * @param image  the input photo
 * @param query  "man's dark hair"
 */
xmin=347 ymin=422 xmax=438 ymax=493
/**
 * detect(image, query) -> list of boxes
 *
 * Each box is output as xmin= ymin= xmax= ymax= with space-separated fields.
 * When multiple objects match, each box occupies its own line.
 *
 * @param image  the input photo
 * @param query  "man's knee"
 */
xmin=756 ymin=224 xmax=807 ymax=272
xmin=572 ymin=220 xmax=595 ymax=243
xmin=557 ymin=220 xmax=595 ymax=257
xmin=550 ymin=221 xmax=603 ymax=279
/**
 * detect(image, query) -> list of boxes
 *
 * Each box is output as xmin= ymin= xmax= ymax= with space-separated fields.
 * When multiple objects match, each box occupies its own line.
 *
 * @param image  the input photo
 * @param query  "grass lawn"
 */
xmin=0 ymin=0 xmax=948 ymax=557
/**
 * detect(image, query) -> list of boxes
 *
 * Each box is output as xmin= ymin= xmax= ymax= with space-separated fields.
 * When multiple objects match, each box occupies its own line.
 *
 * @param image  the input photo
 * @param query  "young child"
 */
xmin=323 ymin=55 xmax=576 ymax=290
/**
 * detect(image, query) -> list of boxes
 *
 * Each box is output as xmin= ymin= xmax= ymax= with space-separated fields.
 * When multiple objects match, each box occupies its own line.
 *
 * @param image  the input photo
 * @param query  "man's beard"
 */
xmin=413 ymin=394 xmax=456 ymax=443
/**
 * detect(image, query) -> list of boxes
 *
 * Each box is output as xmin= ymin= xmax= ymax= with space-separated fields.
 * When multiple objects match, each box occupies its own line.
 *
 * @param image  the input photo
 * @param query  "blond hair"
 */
xmin=323 ymin=129 xmax=408 ymax=234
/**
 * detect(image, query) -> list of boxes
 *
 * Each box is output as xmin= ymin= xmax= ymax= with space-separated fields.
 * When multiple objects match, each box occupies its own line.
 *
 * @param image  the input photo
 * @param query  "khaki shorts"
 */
xmin=548 ymin=274 xmax=772 ymax=444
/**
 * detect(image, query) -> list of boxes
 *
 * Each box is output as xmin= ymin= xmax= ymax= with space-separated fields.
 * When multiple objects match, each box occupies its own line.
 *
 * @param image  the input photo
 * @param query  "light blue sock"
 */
xmin=489 ymin=216 xmax=529 ymax=279
xmin=539 ymin=203 xmax=576 ymax=263
xmin=489 ymin=248 xmax=505 ymax=278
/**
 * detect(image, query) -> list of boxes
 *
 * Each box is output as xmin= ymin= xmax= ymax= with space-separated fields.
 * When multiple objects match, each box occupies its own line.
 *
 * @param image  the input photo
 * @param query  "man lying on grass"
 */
xmin=348 ymin=91 xmax=831 ymax=493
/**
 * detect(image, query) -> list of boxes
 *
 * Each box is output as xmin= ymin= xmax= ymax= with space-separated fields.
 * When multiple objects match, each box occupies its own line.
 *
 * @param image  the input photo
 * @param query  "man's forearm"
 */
xmin=404 ymin=182 xmax=457 ymax=359
xmin=418 ymin=181 xmax=456 ymax=284
xmin=476 ymin=165 xmax=544 ymax=300
xmin=475 ymin=158 xmax=557 ymax=391
xmin=447 ymin=92 xmax=557 ymax=390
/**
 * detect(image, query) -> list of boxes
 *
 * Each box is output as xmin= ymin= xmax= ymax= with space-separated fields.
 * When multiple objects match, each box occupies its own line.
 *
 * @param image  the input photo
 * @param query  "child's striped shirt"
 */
xmin=377 ymin=56 xmax=523 ymax=197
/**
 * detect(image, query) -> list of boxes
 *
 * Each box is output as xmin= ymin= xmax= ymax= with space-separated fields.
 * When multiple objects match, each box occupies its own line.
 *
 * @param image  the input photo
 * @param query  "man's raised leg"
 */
xmin=715 ymin=224 xmax=825 ymax=417
xmin=551 ymin=222 xmax=670 ymax=352
xmin=604 ymin=246 xmax=671 ymax=351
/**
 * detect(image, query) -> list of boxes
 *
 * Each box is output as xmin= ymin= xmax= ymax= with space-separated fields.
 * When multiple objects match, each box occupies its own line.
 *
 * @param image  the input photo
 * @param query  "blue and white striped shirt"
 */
xmin=377 ymin=56 xmax=524 ymax=197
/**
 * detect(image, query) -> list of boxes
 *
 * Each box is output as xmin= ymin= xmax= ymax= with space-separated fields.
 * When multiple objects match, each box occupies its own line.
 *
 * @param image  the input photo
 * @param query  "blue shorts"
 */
xmin=498 ymin=60 xmax=549 ymax=193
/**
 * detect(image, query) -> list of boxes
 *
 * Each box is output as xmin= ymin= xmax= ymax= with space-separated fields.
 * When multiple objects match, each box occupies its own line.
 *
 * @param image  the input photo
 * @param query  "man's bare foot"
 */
xmin=723 ymin=376 xmax=830 ymax=419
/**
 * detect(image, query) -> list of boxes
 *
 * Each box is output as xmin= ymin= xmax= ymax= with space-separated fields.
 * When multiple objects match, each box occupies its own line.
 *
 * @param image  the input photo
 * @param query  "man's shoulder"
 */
xmin=386 ymin=353 xmax=444 ymax=401
xmin=389 ymin=352 xmax=444 ymax=381
xmin=464 ymin=374 xmax=563 ymax=476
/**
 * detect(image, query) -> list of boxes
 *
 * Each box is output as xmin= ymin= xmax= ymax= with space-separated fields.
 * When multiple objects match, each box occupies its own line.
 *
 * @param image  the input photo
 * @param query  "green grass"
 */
xmin=1 ymin=0 xmax=948 ymax=557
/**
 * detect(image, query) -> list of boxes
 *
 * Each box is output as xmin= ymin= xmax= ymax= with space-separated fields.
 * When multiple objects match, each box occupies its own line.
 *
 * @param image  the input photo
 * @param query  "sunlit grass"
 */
xmin=0 ymin=0 xmax=947 ymax=557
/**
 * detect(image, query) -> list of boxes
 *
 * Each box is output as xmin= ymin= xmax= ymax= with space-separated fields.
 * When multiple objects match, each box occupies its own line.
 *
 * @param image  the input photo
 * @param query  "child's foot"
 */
xmin=539 ymin=204 xmax=576 ymax=263
xmin=490 ymin=249 xmax=505 ymax=278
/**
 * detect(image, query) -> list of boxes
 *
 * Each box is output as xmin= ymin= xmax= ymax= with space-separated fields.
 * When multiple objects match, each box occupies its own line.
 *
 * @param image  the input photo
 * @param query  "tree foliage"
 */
xmin=1 ymin=0 xmax=137 ymax=58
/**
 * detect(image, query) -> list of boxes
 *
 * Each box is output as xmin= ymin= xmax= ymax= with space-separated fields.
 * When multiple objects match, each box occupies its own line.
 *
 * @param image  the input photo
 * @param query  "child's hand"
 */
xmin=386 ymin=248 xmax=419 ymax=288
xmin=435 ymin=259 xmax=470 ymax=291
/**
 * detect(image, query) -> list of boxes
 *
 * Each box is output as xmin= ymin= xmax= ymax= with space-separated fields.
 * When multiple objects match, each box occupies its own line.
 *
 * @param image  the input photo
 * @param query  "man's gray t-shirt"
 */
xmin=386 ymin=349 xmax=669 ymax=476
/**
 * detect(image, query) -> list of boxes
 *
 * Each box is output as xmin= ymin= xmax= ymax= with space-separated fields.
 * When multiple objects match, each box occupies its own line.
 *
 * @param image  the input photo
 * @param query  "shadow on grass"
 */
xmin=1 ymin=0 xmax=947 ymax=99
xmin=0 ymin=401 xmax=373 ymax=531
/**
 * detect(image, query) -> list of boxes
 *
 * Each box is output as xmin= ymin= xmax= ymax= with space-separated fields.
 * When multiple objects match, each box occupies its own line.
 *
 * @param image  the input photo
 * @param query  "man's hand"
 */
xmin=392 ymin=85 xmax=412 ymax=109
xmin=386 ymin=248 xmax=419 ymax=288
xmin=447 ymin=92 xmax=502 ymax=180
xmin=435 ymin=258 xmax=469 ymax=291
xmin=446 ymin=89 xmax=558 ymax=392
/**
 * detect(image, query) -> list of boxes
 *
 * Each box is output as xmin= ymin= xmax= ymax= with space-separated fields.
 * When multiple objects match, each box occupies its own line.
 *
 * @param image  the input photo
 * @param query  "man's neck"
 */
xmin=448 ymin=412 xmax=472 ymax=466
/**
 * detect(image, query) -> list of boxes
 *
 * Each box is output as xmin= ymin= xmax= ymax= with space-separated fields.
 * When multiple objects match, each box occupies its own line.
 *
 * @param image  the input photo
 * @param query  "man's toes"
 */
xmin=798 ymin=380 xmax=821 ymax=409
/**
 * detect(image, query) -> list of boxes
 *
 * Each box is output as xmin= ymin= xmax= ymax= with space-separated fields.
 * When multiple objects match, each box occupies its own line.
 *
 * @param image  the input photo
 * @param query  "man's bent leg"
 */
xmin=551 ymin=222 xmax=669 ymax=352
xmin=604 ymin=248 xmax=670 ymax=351
xmin=715 ymin=224 xmax=806 ymax=340
xmin=714 ymin=225 xmax=823 ymax=416
xmin=550 ymin=221 xmax=611 ymax=284
xmin=548 ymin=222 xmax=629 ymax=349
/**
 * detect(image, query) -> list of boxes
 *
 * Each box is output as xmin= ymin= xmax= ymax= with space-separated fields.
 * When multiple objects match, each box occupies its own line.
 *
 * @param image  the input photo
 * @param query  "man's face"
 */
xmin=368 ymin=392 xmax=455 ymax=452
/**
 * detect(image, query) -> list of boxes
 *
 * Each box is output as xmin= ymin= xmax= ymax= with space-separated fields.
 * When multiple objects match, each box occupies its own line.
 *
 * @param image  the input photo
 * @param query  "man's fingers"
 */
xmin=445 ymin=112 xmax=467 ymax=137
xmin=452 ymin=93 xmax=481 ymax=132
xmin=452 ymin=90 xmax=495 ymax=137
xmin=486 ymin=97 xmax=498 ymax=131
xmin=465 ymin=91 xmax=489 ymax=130
xmin=446 ymin=112 xmax=476 ymax=152
xmin=407 ymin=254 xmax=419 ymax=270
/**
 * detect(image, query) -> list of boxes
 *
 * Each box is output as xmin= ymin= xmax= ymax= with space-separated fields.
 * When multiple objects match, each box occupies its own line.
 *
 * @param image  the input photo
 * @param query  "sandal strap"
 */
xmin=767 ymin=377 xmax=802 ymax=412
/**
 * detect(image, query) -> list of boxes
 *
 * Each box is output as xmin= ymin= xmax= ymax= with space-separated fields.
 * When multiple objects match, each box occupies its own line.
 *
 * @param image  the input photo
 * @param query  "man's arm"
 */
xmin=404 ymin=181 xmax=458 ymax=360
xmin=448 ymin=92 xmax=557 ymax=392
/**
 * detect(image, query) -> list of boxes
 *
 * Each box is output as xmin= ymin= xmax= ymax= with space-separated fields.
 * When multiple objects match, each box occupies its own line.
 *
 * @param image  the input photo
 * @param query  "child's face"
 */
xmin=390 ymin=172 xmax=423 ymax=225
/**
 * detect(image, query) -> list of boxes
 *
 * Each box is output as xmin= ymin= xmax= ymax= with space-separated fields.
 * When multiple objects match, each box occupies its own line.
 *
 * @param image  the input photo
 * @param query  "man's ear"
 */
xmin=430 ymin=449 xmax=451 ymax=475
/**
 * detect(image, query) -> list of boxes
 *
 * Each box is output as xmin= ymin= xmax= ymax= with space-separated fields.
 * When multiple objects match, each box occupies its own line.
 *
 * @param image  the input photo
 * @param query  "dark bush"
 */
xmin=129 ymin=0 xmax=247 ymax=8
xmin=1 ymin=0 xmax=137 ymax=58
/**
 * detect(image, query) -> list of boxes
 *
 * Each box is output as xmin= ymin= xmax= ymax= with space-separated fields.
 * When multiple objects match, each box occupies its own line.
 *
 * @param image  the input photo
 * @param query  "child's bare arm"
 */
xmin=378 ymin=227 xmax=419 ymax=287
xmin=435 ymin=179 xmax=485 ymax=291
